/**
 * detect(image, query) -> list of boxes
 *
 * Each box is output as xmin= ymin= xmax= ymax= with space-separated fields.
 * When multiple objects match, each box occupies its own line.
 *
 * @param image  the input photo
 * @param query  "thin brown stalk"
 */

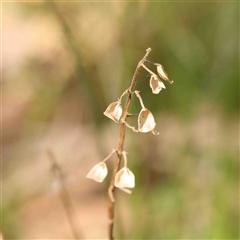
xmin=47 ymin=150 xmax=82 ymax=240
xmin=107 ymin=48 xmax=152 ymax=240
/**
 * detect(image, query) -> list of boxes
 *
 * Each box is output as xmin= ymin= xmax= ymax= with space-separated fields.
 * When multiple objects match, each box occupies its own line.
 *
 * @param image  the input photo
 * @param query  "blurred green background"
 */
xmin=2 ymin=1 xmax=239 ymax=239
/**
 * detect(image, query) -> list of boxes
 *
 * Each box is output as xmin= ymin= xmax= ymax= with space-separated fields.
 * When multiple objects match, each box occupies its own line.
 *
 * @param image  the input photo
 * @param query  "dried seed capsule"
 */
xmin=103 ymin=101 xmax=122 ymax=123
xmin=114 ymin=167 xmax=135 ymax=188
xmin=150 ymin=75 xmax=166 ymax=94
xmin=138 ymin=108 xmax=156 ymax=132
xmin=86 ymin=162 xmax=108 ymax=183
xmin=156 ymin=64 xmax=173 ymax=84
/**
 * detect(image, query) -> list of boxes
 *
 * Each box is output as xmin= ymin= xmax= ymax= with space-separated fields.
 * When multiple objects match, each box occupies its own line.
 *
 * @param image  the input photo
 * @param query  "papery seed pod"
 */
xmin=138 ymin=108 xmax=156 ymax=132
xmin=156 ymin=64 xmax=173 ymax=84
xmin=86 ymin=162 xmax=108 ymax=183
xmin=150 ymin=75 xmax=166 ymax=94
xmin=103 ymin=101 xmax=122 ymax=123
xmin=114 ymin=167 xmax=135 ymax=188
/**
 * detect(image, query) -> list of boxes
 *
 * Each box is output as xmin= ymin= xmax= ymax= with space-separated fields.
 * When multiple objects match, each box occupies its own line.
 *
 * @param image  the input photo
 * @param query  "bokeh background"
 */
xmin=2 ymin=1 xmax=239 ymax=239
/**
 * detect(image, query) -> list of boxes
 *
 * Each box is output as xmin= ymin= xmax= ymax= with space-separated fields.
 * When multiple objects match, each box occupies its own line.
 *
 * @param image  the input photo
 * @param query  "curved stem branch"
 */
xmin=122 ymin=151 xmax=128 ymax=168
xmin=102 ymin=149 xmax=117 ymax=163
xmin=119 ymin=88 xmax=130 ymax=102
xmin=141 ymin=63 xmax=157 ymax=76
xmin=134 ymin=91 xmax=146 ymax=109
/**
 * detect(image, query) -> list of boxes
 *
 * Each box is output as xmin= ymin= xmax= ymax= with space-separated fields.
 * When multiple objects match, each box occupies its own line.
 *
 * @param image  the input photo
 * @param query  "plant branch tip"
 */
xmin=152 ymin=130 xmax=160 ymax=135
xmin=119 ymin=188 xmax=132 ymax=194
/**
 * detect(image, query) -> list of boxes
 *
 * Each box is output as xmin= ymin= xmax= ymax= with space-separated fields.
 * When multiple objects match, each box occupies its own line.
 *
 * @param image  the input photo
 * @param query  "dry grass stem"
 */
xmin=47 ymin=150 xmax=82 ymax=240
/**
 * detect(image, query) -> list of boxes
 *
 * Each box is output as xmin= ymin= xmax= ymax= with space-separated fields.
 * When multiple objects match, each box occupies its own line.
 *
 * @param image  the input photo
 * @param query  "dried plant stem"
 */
xmin=134 ymin=91 xmax=146 ymax=109
xmin=107 ymin=48 xmax=152 ymax=240
xmin=141 ymin=63 xmax=157 ymax=76
xmin=47 ymin=150 xmax=81 ymax=240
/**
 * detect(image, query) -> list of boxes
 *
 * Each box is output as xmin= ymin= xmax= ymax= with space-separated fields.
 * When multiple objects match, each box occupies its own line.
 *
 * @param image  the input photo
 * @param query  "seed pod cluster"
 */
xmin=86 ymin=52 xmax=173 ymax=190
